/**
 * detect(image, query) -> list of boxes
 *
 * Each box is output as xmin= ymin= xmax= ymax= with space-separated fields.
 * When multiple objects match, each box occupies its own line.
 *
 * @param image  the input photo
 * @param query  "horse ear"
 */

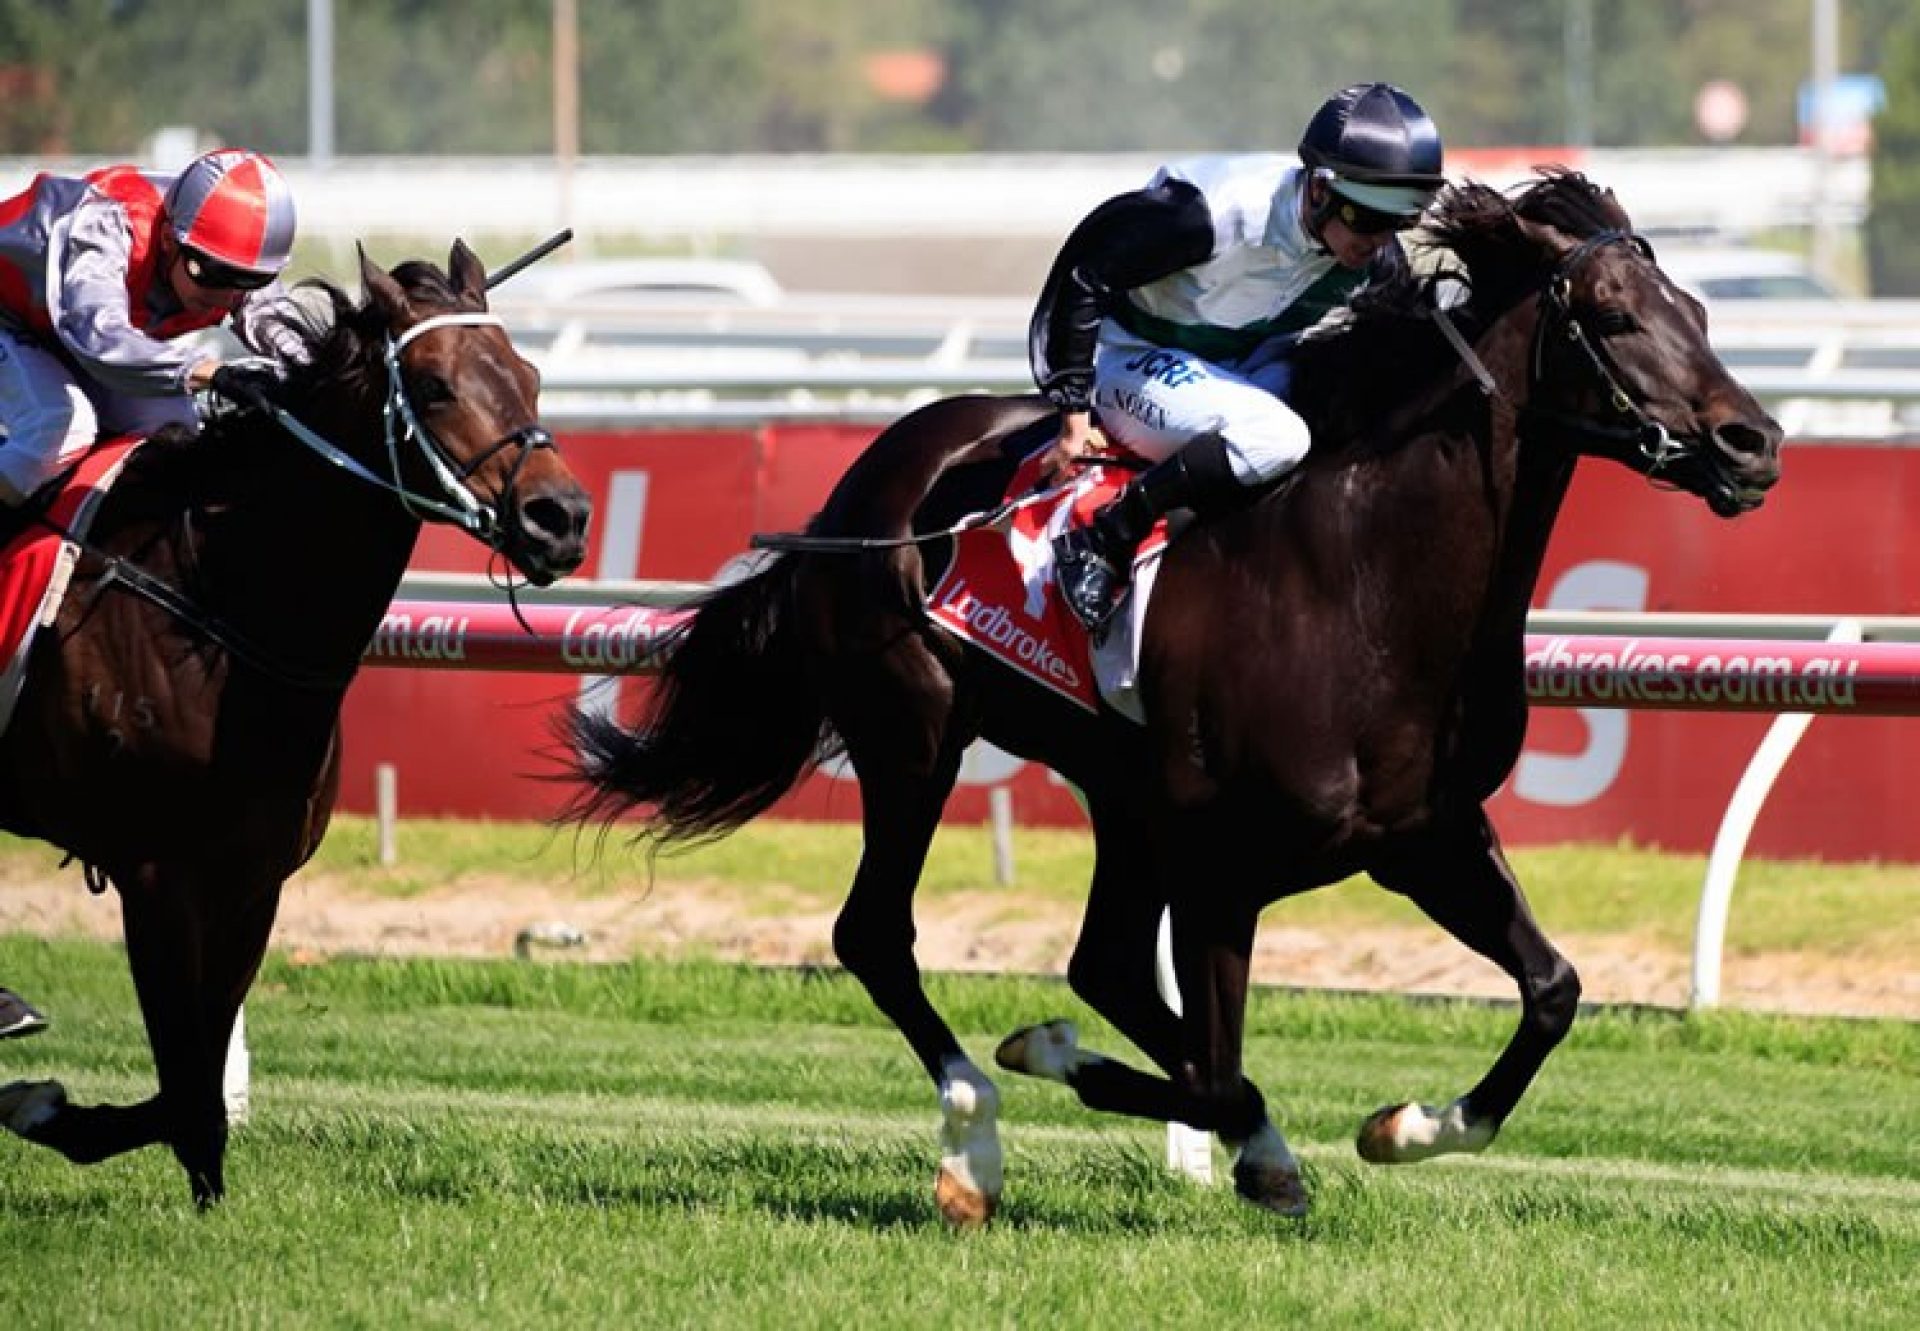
xmin=448 ymin=239 xmax=488 ymax=306
xmin=358 ymin=242 xmax=409 ymax=319
xmin=1513 ymin=216 xmax=1573 ymax=265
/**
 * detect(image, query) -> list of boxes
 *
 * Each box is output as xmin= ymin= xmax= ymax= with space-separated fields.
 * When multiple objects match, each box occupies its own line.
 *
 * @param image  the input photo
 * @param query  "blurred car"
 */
xmin=1657 ymin=248 xmax=1840 ymax=302
xmin=487 ymin=257 xmax=784 ymax=310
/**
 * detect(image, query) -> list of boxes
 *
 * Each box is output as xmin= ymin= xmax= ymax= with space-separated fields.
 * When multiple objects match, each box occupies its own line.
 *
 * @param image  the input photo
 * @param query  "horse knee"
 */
xmin=831 ymin=906 xmax=912 ymax=988
xmin=1528 ymin=959 xmax=1582 ymax=1041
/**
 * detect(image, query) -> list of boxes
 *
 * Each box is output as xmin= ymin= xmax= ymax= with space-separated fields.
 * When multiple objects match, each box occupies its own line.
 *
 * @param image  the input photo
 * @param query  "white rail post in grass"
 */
xmin=1690 ymin=617 xmax=1864 ymax=1009
xmin=223 ymin=1007 xmax=250 ymax=1124
xmin=1155 ymin=907 xmax=1214 ymax=1183
xmin=988 ymin=785 xmax=1016 ymax=886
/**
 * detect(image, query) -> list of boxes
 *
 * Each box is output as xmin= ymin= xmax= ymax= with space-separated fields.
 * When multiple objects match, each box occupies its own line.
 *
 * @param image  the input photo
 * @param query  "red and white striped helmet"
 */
xmin=161 ymin=149 xmax=297 ymax=276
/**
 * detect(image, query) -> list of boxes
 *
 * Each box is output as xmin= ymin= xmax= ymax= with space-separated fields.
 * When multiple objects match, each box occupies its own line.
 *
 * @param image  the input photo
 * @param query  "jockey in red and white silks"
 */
xmin=0 ymin=149 xmax=301 ymax=504
xmin=1030 ymin=83 xmax=1447 ymax=633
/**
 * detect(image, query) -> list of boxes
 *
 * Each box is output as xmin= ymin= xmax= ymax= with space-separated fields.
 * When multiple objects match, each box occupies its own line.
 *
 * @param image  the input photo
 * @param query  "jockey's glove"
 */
xmin=205 ymin=358 xmax=285 ymax=416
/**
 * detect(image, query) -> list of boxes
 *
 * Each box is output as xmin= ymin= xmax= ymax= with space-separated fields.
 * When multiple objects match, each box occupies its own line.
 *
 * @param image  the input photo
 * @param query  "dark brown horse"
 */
xmin=0 ymin=242 xmax=590 ymax=1204
xmin=564 ymin=173 xmax=1781 ymax=1224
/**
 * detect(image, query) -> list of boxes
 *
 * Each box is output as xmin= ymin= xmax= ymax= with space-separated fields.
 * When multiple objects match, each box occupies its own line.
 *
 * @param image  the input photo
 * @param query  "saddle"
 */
xmin=0 ymin=437 xmax=141 ymax=734
xmin=924 ymin=434 xmax=1171 ymax=719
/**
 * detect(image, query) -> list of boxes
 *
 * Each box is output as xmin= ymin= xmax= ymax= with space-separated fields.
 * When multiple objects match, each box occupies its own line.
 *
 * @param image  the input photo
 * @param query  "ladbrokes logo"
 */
xmin=936 ymin=579 xmax=1082 ymax=690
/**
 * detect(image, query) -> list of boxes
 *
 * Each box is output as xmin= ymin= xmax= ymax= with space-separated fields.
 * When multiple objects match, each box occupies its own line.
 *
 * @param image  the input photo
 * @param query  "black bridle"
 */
xmin=1517 ymin=229 xmax=1691 ymax=476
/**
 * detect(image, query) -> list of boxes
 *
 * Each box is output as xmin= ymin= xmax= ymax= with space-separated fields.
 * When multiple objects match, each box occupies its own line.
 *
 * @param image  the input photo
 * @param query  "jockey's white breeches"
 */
xmin=0 ymin=330 xmax=196 ymax=502
xmin=1089 ymin=321 xmax=1312 ymax=486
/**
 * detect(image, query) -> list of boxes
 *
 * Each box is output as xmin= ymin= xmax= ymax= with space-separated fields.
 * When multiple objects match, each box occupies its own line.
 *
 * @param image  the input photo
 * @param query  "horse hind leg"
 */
xmin=828 ymin=704 xmax=1000 ymax=1227
xmin=1357 ymin=813 xmax=1581 ymax=1165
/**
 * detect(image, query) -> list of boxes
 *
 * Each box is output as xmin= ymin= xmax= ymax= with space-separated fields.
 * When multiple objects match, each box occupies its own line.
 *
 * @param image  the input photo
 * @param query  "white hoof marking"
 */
xmin=994 ymin=1019 xmax=1082 ymax=1083
xmin=1358 ymin=1099 xmax=1496 ymax=1164
xmin=936 ymin=1057 xmax=1002 ymax=1225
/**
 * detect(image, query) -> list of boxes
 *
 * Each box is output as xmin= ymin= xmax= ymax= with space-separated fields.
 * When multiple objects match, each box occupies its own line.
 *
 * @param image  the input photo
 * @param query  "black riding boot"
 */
xmin=1053 ymin=432 xmax=1240 ymax=633
xmin=0 ymin=986 xmax=47 ymax=1040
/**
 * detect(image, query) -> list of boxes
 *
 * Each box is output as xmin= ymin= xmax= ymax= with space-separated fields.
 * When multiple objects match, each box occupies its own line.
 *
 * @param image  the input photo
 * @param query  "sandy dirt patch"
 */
xmin=3 ymin=869 xmax=1915 ymax=1019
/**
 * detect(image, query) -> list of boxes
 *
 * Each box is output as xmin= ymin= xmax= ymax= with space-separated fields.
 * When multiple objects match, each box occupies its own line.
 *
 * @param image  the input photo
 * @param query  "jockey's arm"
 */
xmin=1028 ymin=178 xmax=1216 ymax=419
xmin=45 ymin=200 xmax=203 ymax=398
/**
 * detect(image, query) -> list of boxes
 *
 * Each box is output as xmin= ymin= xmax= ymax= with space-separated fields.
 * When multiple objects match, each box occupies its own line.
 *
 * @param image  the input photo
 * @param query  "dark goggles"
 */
xmin=180 ymin=247 xmax=276 ymax=292
xmin=1332 ymin=197 xmax=1418 ymax=236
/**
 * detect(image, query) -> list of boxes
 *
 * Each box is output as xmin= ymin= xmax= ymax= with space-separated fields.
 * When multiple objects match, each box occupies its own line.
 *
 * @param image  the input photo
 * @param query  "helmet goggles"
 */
xmin=179 ymin=245 xmax=277 ymax=292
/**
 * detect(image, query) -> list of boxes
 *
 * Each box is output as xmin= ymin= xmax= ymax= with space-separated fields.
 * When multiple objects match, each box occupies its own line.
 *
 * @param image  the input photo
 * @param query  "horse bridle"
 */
xmin=1517 ymin=230 xmax=1691 ymax=475
xmin=249 ymin=310 xmax=556 ymax=546
xmin=380 ymin=312 xmax=558 ymax=540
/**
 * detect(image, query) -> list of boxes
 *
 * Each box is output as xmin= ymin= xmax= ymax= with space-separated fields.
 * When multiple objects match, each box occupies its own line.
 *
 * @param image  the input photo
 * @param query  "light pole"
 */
xmin=1810 ymin=0 xmax=1840 ymax=286
xmin=553 ymin=0 xmax=580 ymax=253
xmin=308 ymin=0 xmax=334 ymax=168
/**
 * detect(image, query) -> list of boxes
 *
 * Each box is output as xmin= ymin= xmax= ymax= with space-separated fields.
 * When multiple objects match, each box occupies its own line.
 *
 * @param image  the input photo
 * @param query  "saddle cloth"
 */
xmin=0 ymin=436 xmax=141 ymax=735
xmin=925 ymin=447 xmax=1169 ymax=723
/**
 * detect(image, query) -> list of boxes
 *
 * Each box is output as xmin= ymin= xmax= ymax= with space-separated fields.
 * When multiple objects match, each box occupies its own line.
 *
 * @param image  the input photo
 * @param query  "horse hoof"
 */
xmin=1357 ymin=1100 xmax=1495 ymax=1164
xmin=1232 ymin=1157 xmax=1310 ymax=1217
xmin=994 ymin=1019 xmax=1079 ymax=1082
xmin=0 ymin=1080 xmax=67 ymax=1138
xmin=1356 ymin=1103 xmax=1412 ymax=1163
xmin=935 ymin=1164 xmax=995 ymax=1229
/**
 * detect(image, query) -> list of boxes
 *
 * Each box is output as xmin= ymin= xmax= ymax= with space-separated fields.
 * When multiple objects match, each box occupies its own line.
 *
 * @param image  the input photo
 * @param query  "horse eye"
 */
xmin=410 ymin=372 xmax=455 ymax=406
xmin=1593 ymin=309 xmax=1638 ymax=337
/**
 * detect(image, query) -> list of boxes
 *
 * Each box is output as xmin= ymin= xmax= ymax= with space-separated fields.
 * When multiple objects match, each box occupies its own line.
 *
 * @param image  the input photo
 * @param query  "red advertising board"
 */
xmin=341 ymin=431 xmax=1920 ymax=861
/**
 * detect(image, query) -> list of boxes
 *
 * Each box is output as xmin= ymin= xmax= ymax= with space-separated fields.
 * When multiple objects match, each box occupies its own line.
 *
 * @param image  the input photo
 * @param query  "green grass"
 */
xmin=1 ymin=939 xmax=1916 ymax=1329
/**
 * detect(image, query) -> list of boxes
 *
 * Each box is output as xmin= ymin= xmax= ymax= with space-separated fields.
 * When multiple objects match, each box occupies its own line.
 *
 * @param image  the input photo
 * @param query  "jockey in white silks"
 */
xmin=0 ymin=148 xmax=304 ymax=505
xmin=1029 ymin=82 xmax=1448 ymax=632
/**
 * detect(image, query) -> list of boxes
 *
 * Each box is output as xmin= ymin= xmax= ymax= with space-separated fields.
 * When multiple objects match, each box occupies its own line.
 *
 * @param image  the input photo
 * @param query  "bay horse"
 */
xmin=0 ymin=242 xmax=591 ymax=1204
xmin=564 ymin=172 xmax=1781 ymax=1224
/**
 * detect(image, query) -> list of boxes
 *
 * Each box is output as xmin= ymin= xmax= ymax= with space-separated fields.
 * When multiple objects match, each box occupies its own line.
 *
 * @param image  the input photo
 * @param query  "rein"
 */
xmin=42 ymin=309 xmax=559 ymax=692
xmin=258 ymin=311 xmax=558 ymax=541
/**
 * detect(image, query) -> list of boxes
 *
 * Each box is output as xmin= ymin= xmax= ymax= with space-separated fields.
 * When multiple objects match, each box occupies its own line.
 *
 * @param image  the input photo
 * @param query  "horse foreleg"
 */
xmin=1360 ymin=813 xmax=1581 ymax=1164
xmin=117 ymin=877 xmax=233 ymax=1206
xmin=831 ymin=748 xmax=1000 ymax=1228
xmin=998 ymin=896 xmax=1307 ymax=1215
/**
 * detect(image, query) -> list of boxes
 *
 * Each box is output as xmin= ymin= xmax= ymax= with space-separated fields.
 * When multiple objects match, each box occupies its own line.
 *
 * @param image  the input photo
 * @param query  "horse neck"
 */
xmin=211 ymin=390 xmax=425 ymax=681
xmin=1327 ymin=292 xmax=1575 ymax=657
xmin=1473 ymin=296 xmax=1580 ymax=647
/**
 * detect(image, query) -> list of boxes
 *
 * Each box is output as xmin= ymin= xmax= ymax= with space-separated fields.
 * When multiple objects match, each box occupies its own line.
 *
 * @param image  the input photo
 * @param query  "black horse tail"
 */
xmin=562 ymin=554 xmax=830 ymax=844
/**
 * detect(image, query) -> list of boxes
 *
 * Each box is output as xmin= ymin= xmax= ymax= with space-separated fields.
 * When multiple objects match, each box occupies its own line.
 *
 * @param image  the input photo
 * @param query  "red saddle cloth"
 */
xmin=0 ymin=436 xmax=141 ymax=732
xmin=926 ymin=448 xmax=1169 ymax=713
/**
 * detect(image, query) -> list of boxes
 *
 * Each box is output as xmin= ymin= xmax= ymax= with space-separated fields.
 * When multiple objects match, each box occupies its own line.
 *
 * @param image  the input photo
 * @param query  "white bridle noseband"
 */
xmin=259 ymin=311 xmax=554 ymax=540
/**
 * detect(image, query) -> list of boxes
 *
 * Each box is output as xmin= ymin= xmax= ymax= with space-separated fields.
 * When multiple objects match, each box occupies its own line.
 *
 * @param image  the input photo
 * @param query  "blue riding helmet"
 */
xmin=1298 ymin=83 xmax=1445 ymax=223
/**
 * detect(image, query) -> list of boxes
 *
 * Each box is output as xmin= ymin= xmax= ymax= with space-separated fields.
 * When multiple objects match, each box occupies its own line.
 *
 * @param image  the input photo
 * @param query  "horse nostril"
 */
xmin=1713 ymin=419 xmax=1776 ymax=458
xmin=519 ymin=492 xmax=590 ymax=548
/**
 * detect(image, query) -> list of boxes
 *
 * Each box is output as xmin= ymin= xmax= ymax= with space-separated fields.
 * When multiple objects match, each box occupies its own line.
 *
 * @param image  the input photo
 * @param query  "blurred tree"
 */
xmin=1865 ymin=7 xmax=1920 ymax=293
xmin=0 ymin=0 xmax=1914 ymax=160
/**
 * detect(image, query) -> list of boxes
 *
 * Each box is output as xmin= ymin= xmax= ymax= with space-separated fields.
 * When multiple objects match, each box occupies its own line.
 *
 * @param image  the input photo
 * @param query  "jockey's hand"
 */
xmin=205 ymin=358 xmax=285 ymax=415
xmin=1036 ymin=411 xmax=1096 ymax=487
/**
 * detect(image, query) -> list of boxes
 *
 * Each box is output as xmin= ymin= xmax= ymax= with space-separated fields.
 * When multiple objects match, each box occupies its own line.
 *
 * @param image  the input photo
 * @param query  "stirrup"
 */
xmin=1055 ymin=544 xmax=1128 ymax=633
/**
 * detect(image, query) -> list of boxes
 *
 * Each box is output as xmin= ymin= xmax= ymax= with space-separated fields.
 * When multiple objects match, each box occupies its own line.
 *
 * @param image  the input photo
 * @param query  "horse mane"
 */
xmin=1289 ymin=168 xmax=1633 ymax=443
xmin=116 ymin=261 xmax=471 ymax=509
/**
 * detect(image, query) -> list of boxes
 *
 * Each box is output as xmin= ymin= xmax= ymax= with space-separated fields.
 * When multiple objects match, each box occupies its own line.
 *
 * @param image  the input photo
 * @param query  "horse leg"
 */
xmin=0 ymin=874 xmax=209 ymax=1191
xmin=4 ymin=871 xmax=267 ymax=1205
xmin=1057 ymin=797 xmax=1306 ymax=1200
xmin=829 ymin=742 xmax=999 ymax=1226
xmin=1357 ymin=812 xmax=1582 ymax=1164
xmin=998 ymin=874 xmax=1306 ymax=1215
